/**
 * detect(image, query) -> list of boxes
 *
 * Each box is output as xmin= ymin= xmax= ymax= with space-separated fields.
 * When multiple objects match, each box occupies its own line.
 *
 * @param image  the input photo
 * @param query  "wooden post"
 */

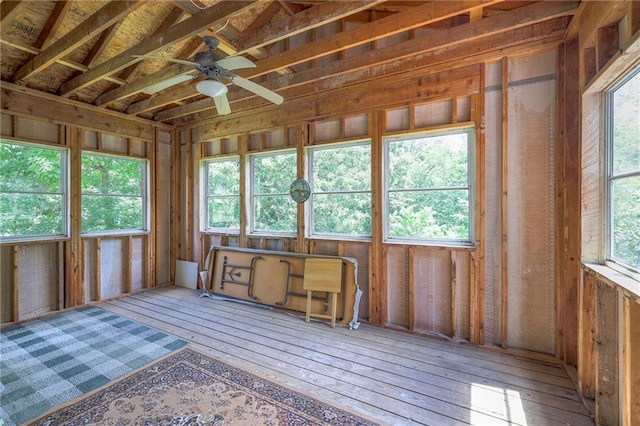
xmin=170 ymin=128 xmax=181 ymax=283
xmin=95 ymin=238 xmax=101 ymax=301
xmin=12 ymin=245 xmax=19 ymax=322
xmin=185 ymin=129 xmax=194 ymax=259
xmin=65 ymin=126 xmax=84 ymax=307
xmin=579 ymin=268 xmax=597 ymax=398
xmin=295 ymin=124 xmax=307 ymax=253
xmin=370 ymin=111 xmax=385 ymax=325
xmin=562 ymin=38 xmax=581 ymax=366
xmin=473 ymin=79 xmax=486 ymax=344
xmin=408 ymin=247 xmax=415 ymax=331
xmin=500 ymin=57 xmax=509 ymax=348
xmin=125 ymin=235 xmax=132 ymax=294
xmin=450 ymin=250 xmax=457 ymax=339
xmin=238 ymin=133 xmax=248 ymax=248
xmin=596 ymin=281 xmax=619 ymax=426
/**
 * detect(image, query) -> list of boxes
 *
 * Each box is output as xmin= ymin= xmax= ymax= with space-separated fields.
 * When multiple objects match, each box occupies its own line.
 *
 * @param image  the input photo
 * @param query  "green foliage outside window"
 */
xmin=205 ymin=158 xmax=240 ymax=229
xmin=252 ymin=152 xmax=297 ymax=232
xmin=609 ymin=67 xmax=640 ymax=270
xmin=386 ymin=130 xmax=472 ymax=242
xmin=0 ymin=141 xmax=66 ymax=239
xmin=81 ymin=153 xmax=146 ymax=232
xmin=310 ymin=143 xmax=371 ymax=236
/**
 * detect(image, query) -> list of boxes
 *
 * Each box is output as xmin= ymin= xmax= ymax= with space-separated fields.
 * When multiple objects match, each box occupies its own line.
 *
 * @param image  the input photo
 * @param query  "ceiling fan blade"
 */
xmin=216 ymin=56 xmax=256 ymax=71
xmin=213 ymin=94 xmax=231 ymax=115
xmin=142 ymin=74 xmax=196 ymax=94
xmin=231 ymin=76 xmax=283 ymax=105
xmin=132 ymin=55 xmax=199 ymax=67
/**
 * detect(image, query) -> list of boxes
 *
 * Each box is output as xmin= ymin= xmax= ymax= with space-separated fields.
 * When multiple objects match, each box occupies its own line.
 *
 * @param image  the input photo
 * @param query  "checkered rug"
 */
xmin=0 ymin=306 xmax=186 ymax=426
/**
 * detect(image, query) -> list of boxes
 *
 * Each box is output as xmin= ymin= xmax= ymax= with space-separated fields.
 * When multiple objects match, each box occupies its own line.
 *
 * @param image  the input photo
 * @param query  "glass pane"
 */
xmin=388 ymin=133 xmax=468 ymax=189
xmin=208 ymin=196 xmax=240 ymax=229
xmin=313 ymin=193 xmax=371 ymax=235
xmin=207 ymin=160 xmax=239 ymax=195
xmin=82 ymin=154 xmax=143 ymax=196
xmin=254 ymin=153 xmax=296 ymax=195
xmin=312 ymin=144 xmax=371 ymax=192
xmin=254 ymin=195 xmax=296 ymax=232
xmin=0 ymin=142 xmax=62 ymax=193
xmin=612 ymin=70 xmax=640 ymax=176
xmin=82 ymin=195 xmax=143 ymax=232
xmin=611 ymin=176 xmax=640 ymax=267
xmin=388 ymin=190 xmax=469 ymax=240
xmin=0 ymin=193 xmax=64 ymax=236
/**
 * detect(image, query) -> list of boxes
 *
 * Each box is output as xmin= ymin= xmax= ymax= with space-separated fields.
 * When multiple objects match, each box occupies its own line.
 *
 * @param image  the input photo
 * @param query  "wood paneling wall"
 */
xmin=571 ymin=2 xmax=640 ymax=424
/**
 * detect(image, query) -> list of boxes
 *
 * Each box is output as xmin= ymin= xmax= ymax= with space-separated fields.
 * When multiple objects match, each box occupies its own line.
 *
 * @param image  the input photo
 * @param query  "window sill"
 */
xmin=582 ymin=262 xmax=640 ymax=299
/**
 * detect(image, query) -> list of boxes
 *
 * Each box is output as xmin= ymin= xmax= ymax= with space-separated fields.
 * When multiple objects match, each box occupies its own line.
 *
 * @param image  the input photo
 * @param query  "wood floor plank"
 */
xmin=112 ymin=295 xmax=505 ymax=425
xmin=148 ymin=288 xmax=592 ymax=421
xmin=135 ymin=290 xmax=592 ymax=425
xmin=97 ymin=287 xmax=593 ymax=426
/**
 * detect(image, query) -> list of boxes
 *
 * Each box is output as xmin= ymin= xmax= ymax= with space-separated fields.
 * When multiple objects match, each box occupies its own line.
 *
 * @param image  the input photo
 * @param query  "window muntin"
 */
xmin=0 ymin=140 xmax=68 ymax=240
xmin=81 ymin=152 xmax=148 ymax=233
xmin=250 ymin=151 xmax=297 ymax=233
xmin=203 ymin=157 xmax=240 ymax=231
xmin=308 ymin=141 xmax=371 ymax=237
xmin=384 ymin=128 xmax=474 ymax=245
xmin=606 ymin=66 xmax=640 ymax=273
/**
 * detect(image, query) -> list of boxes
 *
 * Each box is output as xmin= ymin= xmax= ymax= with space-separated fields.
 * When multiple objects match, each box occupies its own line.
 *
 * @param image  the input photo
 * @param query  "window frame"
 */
xmin=604 ymin=65 xmax=640 ymax=279
xmin=383 ymin=126 xmax=476 ymax=247
xmin=247 ymin=149 xmax=298 ymax=236
xmin=201 ymin=156 xmax=241 ymax=233
xmin=0 ymin=139 xmax=69 ymax=242
xmin=80 ymin=151 xmax=150 ymax=236
xmin=306 ymin=139 xmax=372 ymax=240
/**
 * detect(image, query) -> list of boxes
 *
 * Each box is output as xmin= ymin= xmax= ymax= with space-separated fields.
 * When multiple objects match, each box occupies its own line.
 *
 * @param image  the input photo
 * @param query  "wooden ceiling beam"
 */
xmin=190 ymin=25 xmax=567 ymax=137
xmin=96 ymin=7 xmax=186 ymax=106
xmin=243 ymin=1 xmax=281 ymax=35
xmin=239 ymin=0 xmax=504 ymax=78
xmin=83 ymin=24 xmax=122 ymax=68
xmin=94 ymin=63 xmax=193 ymax=105
xmin=235 ymin=0 xmax=387 ymax=52
xmin=34 ymin=0 xmax=72 ymax=50
xmin=127 ymin=0 xmax=502 ymax=115
xmin=0 ymin=38 xmax=127 ymax=86
xmin=161 ymin=4 xmax=573 ymax=124
xmin=12 ymin=0 xmax=144 ymax=84
xmin=58 ymin=1 xmax=257 ymax=97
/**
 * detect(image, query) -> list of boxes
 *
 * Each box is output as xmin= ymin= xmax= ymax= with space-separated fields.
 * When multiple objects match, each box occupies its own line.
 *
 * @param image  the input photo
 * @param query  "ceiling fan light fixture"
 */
xmin=196 ymin=79 xmax=228 ymax=97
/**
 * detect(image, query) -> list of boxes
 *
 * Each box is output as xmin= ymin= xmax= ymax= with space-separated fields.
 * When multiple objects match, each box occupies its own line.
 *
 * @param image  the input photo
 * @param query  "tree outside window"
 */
xmin=384 ymin=128 xmax=474 ymax=245
xmin=607 ymin=66 xmax=640 ymax=273
xmin=308 ymin=142 xmax=371 ymax=237
xmin=0 ymin=141 xmax=67 ymax=240
xmin=203 ymin=157 xmax=240 ymax=231
xmin=81 ymin=152 xmax=148 ymax=233
xmin=250 ymin=151 xmax=297 ymax=233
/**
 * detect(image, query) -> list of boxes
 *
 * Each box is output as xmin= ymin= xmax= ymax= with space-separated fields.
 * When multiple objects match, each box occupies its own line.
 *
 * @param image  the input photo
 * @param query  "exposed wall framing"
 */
xmin=0 ymin=100 xmax=173 ymax=323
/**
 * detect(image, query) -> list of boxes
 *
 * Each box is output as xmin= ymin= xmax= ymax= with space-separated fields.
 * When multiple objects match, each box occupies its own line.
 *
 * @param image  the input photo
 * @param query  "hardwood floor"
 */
xmin=99 ymin=286 xmax=594 ymax=426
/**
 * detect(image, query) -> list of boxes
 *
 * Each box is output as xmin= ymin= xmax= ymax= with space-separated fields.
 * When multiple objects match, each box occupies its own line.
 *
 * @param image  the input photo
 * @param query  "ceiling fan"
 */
xmin=133 ymin=36 xmax=283 ymax=115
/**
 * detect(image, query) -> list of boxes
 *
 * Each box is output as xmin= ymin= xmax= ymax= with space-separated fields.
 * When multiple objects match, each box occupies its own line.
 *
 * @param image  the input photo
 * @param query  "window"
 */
xmin=606 ymin=66 xmax=640 ymax=274
xmin=0 ymin=140 xmax=68 ymax=240
xmin=308 ymin=141 xmax=371 ymax=237
xmin=81 ymin=152 xmax=148 ymax=233
xmin=250 ymin=151 xmax=297 ymax=233
xmin=203 ymin=157 xmax=240 ymax=231
xmin=384 ymin=127 xmax=474 ymax=245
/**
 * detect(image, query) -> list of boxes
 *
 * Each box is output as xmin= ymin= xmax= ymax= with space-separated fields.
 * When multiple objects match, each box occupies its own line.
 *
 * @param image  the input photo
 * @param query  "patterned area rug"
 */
xmin=0 ymin=306 xmax=186 ymax=426
xmin=30 ymin=347 xmax=380 ymax=425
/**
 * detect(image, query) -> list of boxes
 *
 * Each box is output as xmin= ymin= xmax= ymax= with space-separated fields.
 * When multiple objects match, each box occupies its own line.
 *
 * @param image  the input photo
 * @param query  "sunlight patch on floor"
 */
xmin=470 ymin=383 xmax=528 ymax=425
